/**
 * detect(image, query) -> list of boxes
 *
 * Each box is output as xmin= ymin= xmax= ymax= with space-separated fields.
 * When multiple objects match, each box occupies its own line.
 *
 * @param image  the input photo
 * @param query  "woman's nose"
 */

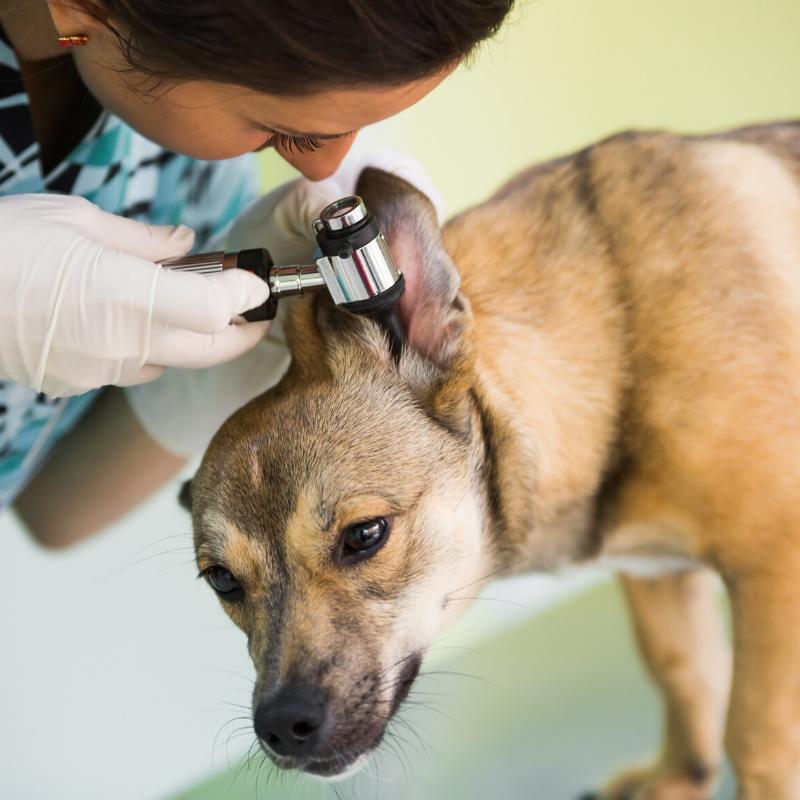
xmin=280 ymin=134 xmax=357 ymax=181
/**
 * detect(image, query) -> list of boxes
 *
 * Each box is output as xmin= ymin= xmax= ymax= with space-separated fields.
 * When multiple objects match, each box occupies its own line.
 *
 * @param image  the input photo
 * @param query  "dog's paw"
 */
xmin=586 ymin=760 xmax=717 ymax=800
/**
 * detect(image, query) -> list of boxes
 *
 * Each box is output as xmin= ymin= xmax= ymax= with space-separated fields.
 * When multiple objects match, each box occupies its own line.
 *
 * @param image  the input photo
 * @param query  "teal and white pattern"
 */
xmin=0 ymin=29 xmax=259 ymax=507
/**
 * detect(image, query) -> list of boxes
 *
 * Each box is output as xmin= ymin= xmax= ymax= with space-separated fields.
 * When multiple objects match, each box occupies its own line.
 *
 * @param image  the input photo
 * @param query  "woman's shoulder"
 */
xmin=48 ymin=113 xmax=259 ymax=248
xmin=147 ymin=147 xmax=260 ymax=248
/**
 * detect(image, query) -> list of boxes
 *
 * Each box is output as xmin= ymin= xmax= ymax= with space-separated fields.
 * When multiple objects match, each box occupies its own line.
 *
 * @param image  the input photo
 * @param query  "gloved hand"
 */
xmin=0 ymin=194 xmax=270 ymax=397
xmin=125 ymin=148 xmax=445 ymax=458
xmin=221 ymin=147 xmax=446 ymax=262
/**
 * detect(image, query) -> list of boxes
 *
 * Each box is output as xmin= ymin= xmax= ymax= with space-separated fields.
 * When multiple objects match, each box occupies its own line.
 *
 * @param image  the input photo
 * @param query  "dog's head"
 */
xmin=184 ymin=169 xmax=493 ymax=777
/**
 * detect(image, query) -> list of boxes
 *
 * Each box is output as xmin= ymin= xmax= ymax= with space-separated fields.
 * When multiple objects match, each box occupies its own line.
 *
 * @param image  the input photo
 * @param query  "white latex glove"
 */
xmin=125 ymin=149 xmax=445 ymax=457
xmin=0 ymin=194 xmax=270 ymax=397
xmin=319 ymin=147 xmax=446 ymax=225
xmin=218 ymin=147 xmax=446 ymax=263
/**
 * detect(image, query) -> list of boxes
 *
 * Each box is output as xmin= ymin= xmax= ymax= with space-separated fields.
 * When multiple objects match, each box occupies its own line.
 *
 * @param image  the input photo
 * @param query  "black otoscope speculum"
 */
xmin=161 ymin=196 xmax=405 ymax=356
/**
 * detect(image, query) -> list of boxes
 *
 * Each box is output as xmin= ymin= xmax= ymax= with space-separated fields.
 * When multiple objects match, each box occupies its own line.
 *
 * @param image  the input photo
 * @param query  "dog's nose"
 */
xmin=254 ymin=684 xmax=328 ymax=758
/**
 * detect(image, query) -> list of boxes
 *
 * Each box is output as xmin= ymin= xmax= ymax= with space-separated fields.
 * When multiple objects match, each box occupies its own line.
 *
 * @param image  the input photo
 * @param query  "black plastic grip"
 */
xmin=237 ymin=248 xmax=279 ymax=322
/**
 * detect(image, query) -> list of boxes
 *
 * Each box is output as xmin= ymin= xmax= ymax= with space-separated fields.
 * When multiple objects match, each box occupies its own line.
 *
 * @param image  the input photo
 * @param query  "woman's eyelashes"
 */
xmin=268 ymin=132 xmax=324 ymax=153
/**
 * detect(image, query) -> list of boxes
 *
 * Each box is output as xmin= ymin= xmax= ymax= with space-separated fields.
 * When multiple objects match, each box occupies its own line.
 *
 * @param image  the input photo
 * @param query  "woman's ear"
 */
xmin=46 ymin=1 xmax=107 ymax=37
xmin=355 ymin=167 xmax=470 ymax=369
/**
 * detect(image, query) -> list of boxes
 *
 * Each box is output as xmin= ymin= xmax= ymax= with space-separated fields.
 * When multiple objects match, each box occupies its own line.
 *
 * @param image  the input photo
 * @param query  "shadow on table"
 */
xmin=171 ymin=580 xmax=735 ymax=800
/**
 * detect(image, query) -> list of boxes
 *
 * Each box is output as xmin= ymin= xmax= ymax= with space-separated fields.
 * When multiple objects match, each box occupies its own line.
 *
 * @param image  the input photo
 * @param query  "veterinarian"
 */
xmin=0 ymin=0 xmax=513 ymax=544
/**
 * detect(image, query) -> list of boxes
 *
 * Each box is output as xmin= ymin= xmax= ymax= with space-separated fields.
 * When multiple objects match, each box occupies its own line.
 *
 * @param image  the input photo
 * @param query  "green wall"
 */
xmin=261 ymin=0 xmax=800 ymax=214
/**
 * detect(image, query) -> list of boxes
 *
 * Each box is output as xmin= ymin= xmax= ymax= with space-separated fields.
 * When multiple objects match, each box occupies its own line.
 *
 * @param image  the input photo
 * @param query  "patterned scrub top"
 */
xmin=0 ymin=29 xmax=258 ymax=508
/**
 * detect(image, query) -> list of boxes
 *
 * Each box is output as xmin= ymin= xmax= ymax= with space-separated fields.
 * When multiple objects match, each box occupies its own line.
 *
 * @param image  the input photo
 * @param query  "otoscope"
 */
xmin=161 ymin=196 xmax=405 ymax=356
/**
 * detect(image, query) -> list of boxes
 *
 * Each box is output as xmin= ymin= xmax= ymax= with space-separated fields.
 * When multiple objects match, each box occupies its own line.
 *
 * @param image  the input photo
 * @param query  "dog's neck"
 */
xmin=446 ymin=204 xmax=629 ymax=576
xmin=465 ymin=366 xmax=609 ymax=577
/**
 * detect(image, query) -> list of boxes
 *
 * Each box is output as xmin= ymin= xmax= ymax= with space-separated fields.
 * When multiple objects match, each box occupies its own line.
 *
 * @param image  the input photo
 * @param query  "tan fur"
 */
xmin=189 ymin=122 xmax=800 ymax=797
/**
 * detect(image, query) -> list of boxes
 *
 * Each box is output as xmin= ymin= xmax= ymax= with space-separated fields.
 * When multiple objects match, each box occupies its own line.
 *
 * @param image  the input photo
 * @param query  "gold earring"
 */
xmin=57 ymin=34 xmax=90 ymax=48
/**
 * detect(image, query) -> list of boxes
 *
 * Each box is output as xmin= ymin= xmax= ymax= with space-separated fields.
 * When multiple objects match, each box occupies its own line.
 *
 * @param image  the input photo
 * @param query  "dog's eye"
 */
xmin=340 ymin=517 xmax=390 ymax=563
xmin=202 ymin=566 xmax=243 ymax=599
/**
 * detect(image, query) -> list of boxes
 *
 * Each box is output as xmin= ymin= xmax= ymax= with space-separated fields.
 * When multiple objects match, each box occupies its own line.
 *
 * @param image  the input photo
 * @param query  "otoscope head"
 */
xmin=313 ymin=195 xmax=406 ymax=356
xmin=313 ymin=196 xmax=403 ymax=305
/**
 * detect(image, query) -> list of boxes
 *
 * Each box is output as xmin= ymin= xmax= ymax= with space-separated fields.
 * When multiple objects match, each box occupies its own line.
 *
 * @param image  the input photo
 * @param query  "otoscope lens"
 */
xmin=319 ymin=196 xmax=367 ymax=231
xmin=331 ymin=201 xmax=356 ymax=218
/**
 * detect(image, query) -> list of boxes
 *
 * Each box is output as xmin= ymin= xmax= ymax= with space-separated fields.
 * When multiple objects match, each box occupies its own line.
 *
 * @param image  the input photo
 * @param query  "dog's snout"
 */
xmin=254 ymin=685 xmax=328 ymax=758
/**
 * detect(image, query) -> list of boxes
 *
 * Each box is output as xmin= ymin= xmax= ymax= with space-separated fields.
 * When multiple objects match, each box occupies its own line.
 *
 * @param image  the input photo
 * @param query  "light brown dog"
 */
xmin=183 ymin=121 xmax=800 ymax=799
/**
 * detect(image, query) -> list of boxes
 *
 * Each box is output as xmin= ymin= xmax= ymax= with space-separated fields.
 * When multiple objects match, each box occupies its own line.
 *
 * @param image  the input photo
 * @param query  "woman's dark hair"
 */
xmin=90 ymin=1 xmax=516 ymax=95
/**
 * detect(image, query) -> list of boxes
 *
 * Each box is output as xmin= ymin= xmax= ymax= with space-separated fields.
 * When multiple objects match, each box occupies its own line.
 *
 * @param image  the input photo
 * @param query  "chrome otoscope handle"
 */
xmin=161 ymin=248 xmax=323 ymax=322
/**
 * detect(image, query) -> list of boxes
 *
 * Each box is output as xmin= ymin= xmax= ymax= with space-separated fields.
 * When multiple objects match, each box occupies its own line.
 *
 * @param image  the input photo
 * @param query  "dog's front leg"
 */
xmin=725 ymin=564 xmax=800 ymax=800
xmin=596 ymin=571 xmax=731 ymax=800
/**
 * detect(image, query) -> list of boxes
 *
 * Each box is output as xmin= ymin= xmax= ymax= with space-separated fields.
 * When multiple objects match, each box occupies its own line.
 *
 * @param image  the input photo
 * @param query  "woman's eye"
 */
xmin=341 ymin=517 xmax=390 ymax=562
xmin=269 ymin=132 xmax=324 ymax=153
xmin=203 ymin=566 xmax=243 ymax=598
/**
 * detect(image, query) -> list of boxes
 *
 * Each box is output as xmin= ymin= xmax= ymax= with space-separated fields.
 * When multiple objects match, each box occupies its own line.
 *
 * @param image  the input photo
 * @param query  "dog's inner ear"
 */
xmin=355 ymin=167 xmax=468 ymax=369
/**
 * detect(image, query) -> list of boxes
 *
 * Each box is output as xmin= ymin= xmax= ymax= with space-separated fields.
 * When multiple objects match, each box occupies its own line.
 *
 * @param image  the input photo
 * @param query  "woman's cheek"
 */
xmin=72 ymin=57 xmax=267 ymax=159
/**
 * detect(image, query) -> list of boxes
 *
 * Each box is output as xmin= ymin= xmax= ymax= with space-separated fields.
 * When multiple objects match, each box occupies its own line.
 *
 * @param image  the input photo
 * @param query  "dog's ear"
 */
xmin=355 ymin=167 xmax=470 ymax=370
xmin=348 ymin=167 xmax=475 ymax=434
xmin=178 ymin=479 xmax=193 ymax=512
